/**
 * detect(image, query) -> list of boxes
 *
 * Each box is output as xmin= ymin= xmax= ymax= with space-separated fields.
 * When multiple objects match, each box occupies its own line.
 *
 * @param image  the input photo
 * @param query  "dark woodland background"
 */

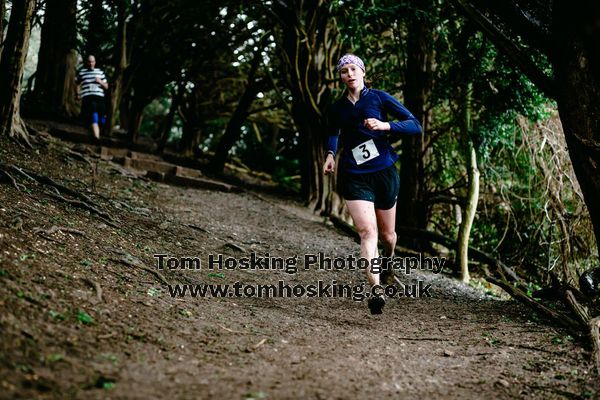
xmin=1 ymin=0 xmax=599 ymax=367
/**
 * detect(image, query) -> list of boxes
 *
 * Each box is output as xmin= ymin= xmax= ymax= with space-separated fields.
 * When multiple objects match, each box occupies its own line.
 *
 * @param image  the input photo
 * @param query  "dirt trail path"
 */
xmin=0 ymin=137 xmax=597 ymax=399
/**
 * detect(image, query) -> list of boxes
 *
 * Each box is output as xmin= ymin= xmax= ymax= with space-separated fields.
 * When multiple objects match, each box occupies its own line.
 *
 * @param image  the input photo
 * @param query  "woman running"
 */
xmin=323 ymin=54 xmax=422 ymax=314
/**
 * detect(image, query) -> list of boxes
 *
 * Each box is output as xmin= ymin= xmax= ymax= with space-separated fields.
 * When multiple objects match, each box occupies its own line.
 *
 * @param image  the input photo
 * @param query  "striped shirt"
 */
xmin=76 ymin=67 xmax=107 ymax=98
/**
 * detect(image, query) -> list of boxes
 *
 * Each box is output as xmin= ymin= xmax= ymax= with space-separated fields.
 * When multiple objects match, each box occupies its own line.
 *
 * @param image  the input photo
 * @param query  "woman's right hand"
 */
xmin=323 ymin=153 xmax=335 ymax=175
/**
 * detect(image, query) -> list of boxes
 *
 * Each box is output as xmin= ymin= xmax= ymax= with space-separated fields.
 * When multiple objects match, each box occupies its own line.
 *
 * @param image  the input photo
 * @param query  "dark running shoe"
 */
xmin=368 ymin=296 xmax=385 ymax=315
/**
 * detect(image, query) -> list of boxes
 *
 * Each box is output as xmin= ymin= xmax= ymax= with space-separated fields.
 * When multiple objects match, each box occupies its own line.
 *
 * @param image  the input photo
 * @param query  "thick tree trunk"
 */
xmin=180 ymin=124 xmax=202 ymax=158
xmin=0 ymin=0 xmax=35 ymax=142
xmin=271 ymin=1 xmax=339 ymax=212
xmin=127 ymin=104 xmax=144 ymax=144
xmin=295 ymin=101 xmax=325 ymax=210
xmin=108 ymin=1 xmax=129 ymax=134
xmin=552 ymin=2 xmax=600 ymax=261
xmin=209 ymin=82 xmax=261 ymax=173
xmin=457 ymin=83 xmax=480 ymax=283
xmin=157 ymin=83 xmax=184 ymax=154
xmin=177 ymin=89 xmax=203 ymax=158
xmin=120 ymin=87 xmax=145 ymax=143
xmin=558 ymin=85 xmax=600 ymax=253
xmin=62 ymin=50 xmax=79 ymax=116
xmin=33 ymin=0 xmax=78 ymax=117
xmin=209 ymin=50 xmax=263 ymax=173
xmin=0 ymin=0 xmax=5 ymax=56
xmin=118 ymin=97 xmax=131 ymax=132
xmin=397 ymin=1 xmax=433 ymax=241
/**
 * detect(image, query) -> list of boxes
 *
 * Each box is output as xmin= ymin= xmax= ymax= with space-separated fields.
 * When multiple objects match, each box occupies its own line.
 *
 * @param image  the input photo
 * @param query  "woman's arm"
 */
xmin=323 ymin=105 xmax=340 ymax=175
xmin=378 ymin=90 xmax=422 ymax=134
xmin=324 ymin=103 xmax=341 ymax=156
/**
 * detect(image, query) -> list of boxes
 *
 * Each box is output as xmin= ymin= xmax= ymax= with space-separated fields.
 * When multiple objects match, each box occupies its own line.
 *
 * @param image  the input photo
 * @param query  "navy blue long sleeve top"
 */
xmin=326 ymin=87 xmax=422 ymax=174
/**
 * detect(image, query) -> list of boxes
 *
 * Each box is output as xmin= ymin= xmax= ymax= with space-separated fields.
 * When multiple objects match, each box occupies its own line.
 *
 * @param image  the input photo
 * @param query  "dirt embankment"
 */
xmin=0 ymin=135 xmax=598 ymax=399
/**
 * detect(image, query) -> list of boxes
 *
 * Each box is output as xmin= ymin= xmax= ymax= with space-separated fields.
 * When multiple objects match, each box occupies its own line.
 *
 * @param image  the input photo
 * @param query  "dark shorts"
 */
xmin=81 ymin=95 xmax=106 ymax=124
xmin=339 ymin=165 xmax=400 ymax=210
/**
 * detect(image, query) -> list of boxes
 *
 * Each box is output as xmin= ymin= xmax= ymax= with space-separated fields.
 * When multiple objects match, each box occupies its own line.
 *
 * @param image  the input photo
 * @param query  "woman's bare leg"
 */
xmin=345 ymin=199 xmax=379 ymax=286
xmin=376 ymin=204 xmax=397 ymax=283
xmin=375 ymin=204 xmax=397 ymax=258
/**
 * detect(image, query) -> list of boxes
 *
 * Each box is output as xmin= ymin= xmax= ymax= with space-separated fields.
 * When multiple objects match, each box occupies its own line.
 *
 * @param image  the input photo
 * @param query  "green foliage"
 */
xmin=332 ymin=0 xmax=416 ymax=95
xmin=232 ymin=125 xmax=300 ymax=190
xmin=46 ymin=353 xmax=65 ymax=363
xmin=49 ymin=310 xmax=66 ymax=321
xmin=147 ymin=287 xmax=161 ymax=297
xmin=331 ymin=1 xmax=594 ymax=285
xmin=124 ymin=0 xmax=266 ymax=142
xmin=433 ymin=24 xmax=551 ymax=163
xmin=77 ymin=310 xmax=94 ymax=325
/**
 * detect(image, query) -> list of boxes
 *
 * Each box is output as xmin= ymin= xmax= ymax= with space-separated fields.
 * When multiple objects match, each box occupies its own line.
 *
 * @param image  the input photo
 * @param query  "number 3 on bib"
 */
xmin=352 ymin=139 xmax=379 ymax=165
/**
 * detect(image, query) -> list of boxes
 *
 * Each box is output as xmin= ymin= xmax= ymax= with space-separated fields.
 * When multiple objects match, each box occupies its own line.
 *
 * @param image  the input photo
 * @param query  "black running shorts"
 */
xmin=339 ymin=165 xmax=400 ymax=210
xmin=81 ymin=95 xmax=106 ymax=124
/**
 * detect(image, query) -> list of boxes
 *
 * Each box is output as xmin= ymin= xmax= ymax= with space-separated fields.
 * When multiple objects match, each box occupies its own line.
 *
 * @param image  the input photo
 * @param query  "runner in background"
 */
xmin=76 ymin=55 xmax=109 ymax=140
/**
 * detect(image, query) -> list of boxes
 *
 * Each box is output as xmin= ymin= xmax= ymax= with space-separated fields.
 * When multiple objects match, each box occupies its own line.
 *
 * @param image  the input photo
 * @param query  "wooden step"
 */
xmin=121 ymin=157 xmax=178 ymax=174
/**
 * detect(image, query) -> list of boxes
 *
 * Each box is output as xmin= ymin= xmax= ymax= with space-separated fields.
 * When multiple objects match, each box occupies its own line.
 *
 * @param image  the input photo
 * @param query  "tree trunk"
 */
xmin=180 ymin=124 xmax=202 ymax=158
xmin=0 ymin=0 xmax=6 ymax=58
xmin=127 ymin=103 xmax=144 ymax=144
xmin=271 ymin=1 xmax=340 ymax=212
xmin=62 ymin=50 xmax=79 ymax=116
xmin=33 ymin=0 xmax=78 ymax=117
xmin=118 ymin=97 xmax=131 ymax=132
xmin=209 ymin=83 xmax=261 ymax=172
xmin=397 ymin=1 xmax=434 ymax=242
xmin=457 ymin=83 xmax=480 ymax=283
xmin=108 ymin=0 xmax=129 ymax=134
xmin=0 ymin=0 xmax=35 ymax=142
xmin=209 ymin=52 xmax=262 ymax=173
xmin=157 ymin=83 xmax=184 ymax=154
xmin=270 ymin=124 xmax=280 ymax=150
xmin=552 ymin=0 xmax=600 ymax=262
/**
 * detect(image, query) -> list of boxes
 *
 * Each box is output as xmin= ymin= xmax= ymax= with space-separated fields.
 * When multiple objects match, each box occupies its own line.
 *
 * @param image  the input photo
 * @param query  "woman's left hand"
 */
xmin=364 ymin=118 xmax=390 ymax=131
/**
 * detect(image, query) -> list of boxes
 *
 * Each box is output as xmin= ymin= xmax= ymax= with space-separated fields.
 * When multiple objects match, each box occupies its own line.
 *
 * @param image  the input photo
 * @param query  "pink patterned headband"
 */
xmin=336 ymin=54 xmax=365 ymax=72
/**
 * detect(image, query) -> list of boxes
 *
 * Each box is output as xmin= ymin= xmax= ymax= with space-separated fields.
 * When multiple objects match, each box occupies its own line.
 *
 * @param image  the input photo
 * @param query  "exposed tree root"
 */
xmin=108 ymin=248 xmax=169 ymax=286
xmin=62 ymin=146 xmax=98 ymax=192
xmin=11 ymin=164 xmax=96 ymax=204
xmin=81 ymin=277 xmax=103 ymax=303
xmin=590 ymin=317 xmax=600 ymax=376
xmin=6 ymin=114 xmax=33 ymax=149
xmin=45 ymin=191 xmax=113 ymax=223
xmin=486 ymin=276 xmax=584 ymax=334
xmin=186 ymin=224 xmax=210 ymax=234
xmin=0 ymin=168 xmax=25 ymax=191
xmin=0 ymin=162 xmax=115 ymax=225
xmin=34 ymin=225 xmax=86 ymax=236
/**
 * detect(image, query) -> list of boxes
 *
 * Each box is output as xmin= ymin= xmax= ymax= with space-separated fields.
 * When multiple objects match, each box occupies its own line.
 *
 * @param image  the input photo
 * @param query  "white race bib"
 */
xmin=352 ymin=139 xmax=379 ymax=165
